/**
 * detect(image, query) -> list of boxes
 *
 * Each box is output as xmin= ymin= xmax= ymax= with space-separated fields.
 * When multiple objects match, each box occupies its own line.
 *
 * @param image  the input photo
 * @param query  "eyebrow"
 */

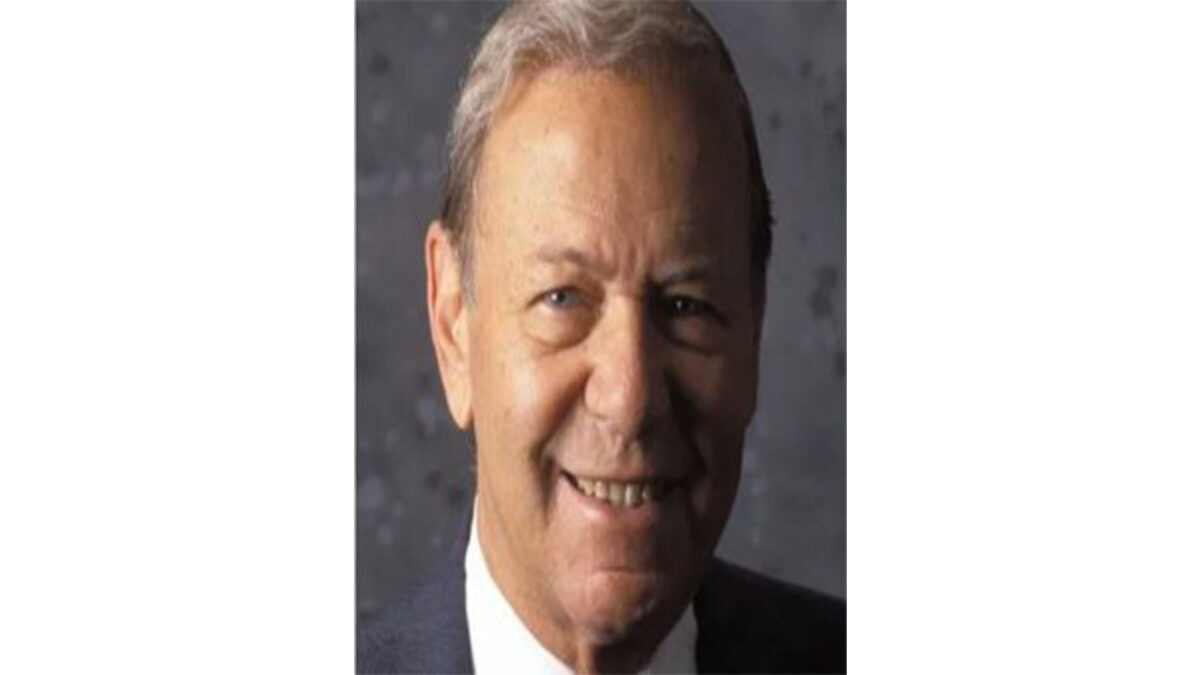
xmin=533 ymin=245 xmax=611 ymax=275
xmin=660 ymin=266 xmax=714 ymax=286
xmin=532 ymin=244 xmax=716 ymax=285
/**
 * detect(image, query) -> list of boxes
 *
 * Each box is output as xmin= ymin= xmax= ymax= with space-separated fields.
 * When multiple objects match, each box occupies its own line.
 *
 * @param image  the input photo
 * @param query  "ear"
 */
xmin=425 ymin=220 xmax=473 ymax=430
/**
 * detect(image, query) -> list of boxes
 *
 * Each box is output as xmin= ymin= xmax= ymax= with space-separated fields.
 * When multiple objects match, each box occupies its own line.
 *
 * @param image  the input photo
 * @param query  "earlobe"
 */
xmin=425 ymin=220 xmax=473 ymax=430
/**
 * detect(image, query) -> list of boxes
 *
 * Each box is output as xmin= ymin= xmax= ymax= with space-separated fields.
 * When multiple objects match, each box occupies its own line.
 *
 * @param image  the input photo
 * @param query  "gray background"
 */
xmin=356 ymin=0 xmax=845 ymax=626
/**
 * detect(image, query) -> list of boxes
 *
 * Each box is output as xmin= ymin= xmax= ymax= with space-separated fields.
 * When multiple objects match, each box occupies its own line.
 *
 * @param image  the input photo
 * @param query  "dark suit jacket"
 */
xmin=358 ymin=519 xmax=846 ymax=674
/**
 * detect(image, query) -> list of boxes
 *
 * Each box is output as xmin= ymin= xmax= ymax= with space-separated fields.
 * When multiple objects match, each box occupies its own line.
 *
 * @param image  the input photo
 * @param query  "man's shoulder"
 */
xmin=695 ymin=558 xmax=846 ymax=673
xmin=356 ymin=565 xmax=472 ymax=675
xmin=356 ymin=555 xmax=845 ymax=674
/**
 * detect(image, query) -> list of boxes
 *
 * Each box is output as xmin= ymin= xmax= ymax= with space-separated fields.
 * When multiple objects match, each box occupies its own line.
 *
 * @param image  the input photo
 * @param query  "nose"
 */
xmin=583 ymin=298 xmax=669 ymax=440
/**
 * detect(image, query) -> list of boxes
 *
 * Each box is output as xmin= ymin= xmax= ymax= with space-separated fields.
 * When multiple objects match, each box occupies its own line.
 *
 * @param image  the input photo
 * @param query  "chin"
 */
xmin=564 ymin=569 xmax=677 ymax=643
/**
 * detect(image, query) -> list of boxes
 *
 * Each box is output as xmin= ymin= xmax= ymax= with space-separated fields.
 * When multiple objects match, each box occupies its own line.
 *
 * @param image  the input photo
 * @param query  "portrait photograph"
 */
xmin=356 ymin=1 xmax=846 ymax=672
xmin=7 ymin=0 xmax=1199 ymax=673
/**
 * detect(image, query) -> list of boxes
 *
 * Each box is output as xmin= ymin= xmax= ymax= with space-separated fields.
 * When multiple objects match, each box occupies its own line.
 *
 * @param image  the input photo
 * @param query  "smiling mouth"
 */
xmin=563 ymin=471 xmax=679 ymax=509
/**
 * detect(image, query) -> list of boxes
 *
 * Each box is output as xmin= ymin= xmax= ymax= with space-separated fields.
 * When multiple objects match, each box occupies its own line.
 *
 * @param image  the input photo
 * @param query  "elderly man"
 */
xmin=358 ymin=0 xmax=845 ymax=672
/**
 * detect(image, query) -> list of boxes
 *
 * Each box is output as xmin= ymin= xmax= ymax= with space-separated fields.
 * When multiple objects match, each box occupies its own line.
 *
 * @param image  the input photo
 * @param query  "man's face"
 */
xmin=447 ymin=67 xmax=760 ymax=644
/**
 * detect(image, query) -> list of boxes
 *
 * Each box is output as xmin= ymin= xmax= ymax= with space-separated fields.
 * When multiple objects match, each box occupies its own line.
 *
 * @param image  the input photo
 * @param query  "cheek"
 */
xmin=671 ymin=346 xmax=757 ymax=536
xmin=472 ymin=325 xmax=586 ymax=478
xmin=510 ymin=353 xmax=570 ymax=417
xmin=672 ymin=343 xmax=758 ymax=435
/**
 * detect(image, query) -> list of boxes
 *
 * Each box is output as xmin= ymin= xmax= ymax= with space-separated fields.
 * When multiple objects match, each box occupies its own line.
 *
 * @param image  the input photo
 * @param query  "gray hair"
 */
xmin=440 ymin=0 xmax=773 ymax=304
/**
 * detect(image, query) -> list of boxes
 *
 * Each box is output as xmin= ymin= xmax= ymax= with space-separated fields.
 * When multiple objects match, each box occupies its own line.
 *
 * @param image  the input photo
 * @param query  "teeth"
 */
xmin=572 ymin=476 xmax=668 ymax=508
xmin=579 ymin=478 xmax=597 ymax=497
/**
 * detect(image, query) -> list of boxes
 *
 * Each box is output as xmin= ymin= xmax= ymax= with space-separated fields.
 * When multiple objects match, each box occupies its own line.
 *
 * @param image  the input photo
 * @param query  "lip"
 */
xmin=559 ymin=465 xmax=683 ymax=484
xmin=558 ymin=469 xmax=681 ymax=527
xmin=560 ymin=468 xmax=682 ymax=494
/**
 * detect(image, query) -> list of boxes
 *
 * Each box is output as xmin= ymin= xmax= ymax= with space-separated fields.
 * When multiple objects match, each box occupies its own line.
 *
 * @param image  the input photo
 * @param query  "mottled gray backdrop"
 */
xmin=356 ymin=0 xmax=845 ymax=626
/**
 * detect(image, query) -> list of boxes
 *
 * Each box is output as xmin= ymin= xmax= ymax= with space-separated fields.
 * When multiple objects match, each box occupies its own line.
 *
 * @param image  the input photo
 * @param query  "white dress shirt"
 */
xmin=465 ymin=500 xmax=697 ymax=674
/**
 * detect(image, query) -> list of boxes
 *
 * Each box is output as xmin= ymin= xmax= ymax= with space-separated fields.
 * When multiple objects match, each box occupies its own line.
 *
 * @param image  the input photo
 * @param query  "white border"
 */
xmin=851 ymin=0 xmax=1200 ymax=672
xmin=2 ymin=0 xmax=1199 ymax=672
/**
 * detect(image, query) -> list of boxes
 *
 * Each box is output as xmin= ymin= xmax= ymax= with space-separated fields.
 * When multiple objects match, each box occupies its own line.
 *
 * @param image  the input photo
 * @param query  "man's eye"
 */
xmin=542 ymin=287 xmax=580 ymax=309
xmin=656 ymin=294 xmax=727 ymax=352
xmin=526 ymin=287 xmax=592 ymax=348
xmin=665 ymin=295 xmax=712 ymax=318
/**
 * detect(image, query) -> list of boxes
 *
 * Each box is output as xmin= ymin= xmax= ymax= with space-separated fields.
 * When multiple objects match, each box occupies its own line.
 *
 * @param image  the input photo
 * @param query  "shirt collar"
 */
xmin=465 ymin=499 xmax=697 ymax=674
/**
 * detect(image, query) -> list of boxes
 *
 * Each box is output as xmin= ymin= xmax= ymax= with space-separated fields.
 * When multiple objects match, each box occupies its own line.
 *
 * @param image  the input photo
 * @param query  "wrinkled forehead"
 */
xmin=473 ymin=65 xmax=752 ymax=254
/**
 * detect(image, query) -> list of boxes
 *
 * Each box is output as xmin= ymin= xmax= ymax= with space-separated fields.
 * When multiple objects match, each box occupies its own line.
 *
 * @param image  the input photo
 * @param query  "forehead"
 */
xmin=473 ymin=66 xmax=751 ymax=260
